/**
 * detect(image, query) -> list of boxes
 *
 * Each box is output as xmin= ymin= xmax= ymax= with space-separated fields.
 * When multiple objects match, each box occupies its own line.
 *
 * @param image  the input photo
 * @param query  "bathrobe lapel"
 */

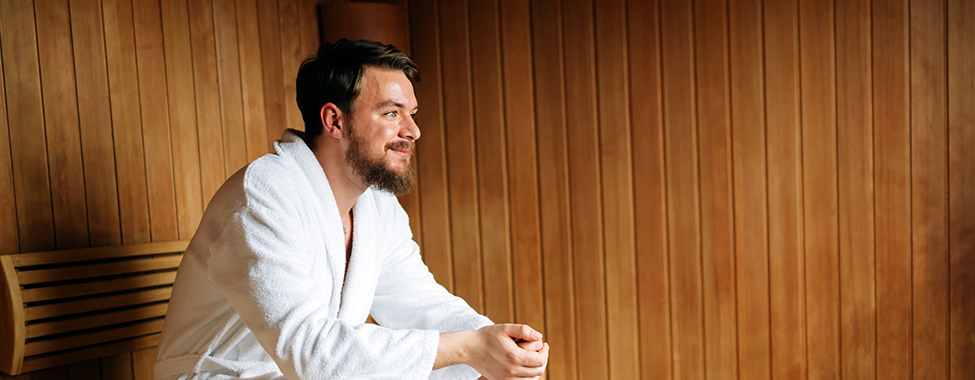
xmin=338 ymin=195 xmax=381 ymax=323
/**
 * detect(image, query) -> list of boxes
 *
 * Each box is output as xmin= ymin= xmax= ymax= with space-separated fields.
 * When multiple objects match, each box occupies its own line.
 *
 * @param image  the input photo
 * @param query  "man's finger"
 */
xmin=516 ymin=338 xmax=543 ymax=352
xmin=504 ymin=324 xmax=542 ymax=342
xmin=518 ymin=343 xmax=549 ymax=368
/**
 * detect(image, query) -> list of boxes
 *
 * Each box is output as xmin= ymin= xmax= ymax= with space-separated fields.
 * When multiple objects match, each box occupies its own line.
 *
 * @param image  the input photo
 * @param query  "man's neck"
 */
xmin=306 ymin=134 xmax=365 ymax=216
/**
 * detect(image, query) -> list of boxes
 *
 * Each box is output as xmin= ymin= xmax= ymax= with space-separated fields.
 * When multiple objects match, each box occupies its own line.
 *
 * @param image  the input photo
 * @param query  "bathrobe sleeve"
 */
xmin=370 ymin=200 xmax=494 ymax=379
xmin=201 ymin=173 xmax=441 ymax=380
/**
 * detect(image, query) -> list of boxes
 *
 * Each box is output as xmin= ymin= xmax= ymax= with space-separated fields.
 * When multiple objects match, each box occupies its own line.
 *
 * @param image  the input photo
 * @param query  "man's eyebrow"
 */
xmin=376 ymin=100 xmax=418 ymax=112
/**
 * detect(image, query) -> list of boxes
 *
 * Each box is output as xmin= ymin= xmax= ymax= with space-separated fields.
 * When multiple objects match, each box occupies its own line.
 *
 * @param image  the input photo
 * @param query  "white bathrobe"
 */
xmin=154 ymin=130 xmax=492 ymax=380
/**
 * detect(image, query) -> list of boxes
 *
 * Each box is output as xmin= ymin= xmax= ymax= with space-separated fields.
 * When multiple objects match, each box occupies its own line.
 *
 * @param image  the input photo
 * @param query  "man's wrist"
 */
xmin=434 ymin=330 xmax=474 ymax=369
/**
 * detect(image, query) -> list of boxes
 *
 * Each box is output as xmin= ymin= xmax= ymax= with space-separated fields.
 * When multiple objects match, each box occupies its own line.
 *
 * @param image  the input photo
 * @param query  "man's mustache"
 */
xmin=386 ymin=141 xmax=414 ymax=152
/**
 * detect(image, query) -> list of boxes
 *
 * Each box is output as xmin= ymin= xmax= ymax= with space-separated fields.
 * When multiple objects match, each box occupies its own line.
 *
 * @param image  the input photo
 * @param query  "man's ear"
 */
xmin=320 ymin=103 xmax=346 ymax=139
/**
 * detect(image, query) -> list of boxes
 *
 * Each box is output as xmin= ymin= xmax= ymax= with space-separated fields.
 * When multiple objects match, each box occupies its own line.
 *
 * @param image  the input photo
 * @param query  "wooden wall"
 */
xmin=404 ymin=0 xmax=975 ymax=379
xmin=0 ymin=0 xmax=322 ymax=378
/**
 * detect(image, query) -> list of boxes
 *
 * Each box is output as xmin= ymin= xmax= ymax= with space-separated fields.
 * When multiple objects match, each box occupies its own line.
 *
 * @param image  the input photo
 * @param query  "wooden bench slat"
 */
xmin=26 ymin=303 xmax=169 ymax=339
xmin=19 ymin=334 xmax=160 ymax=374
xmin=17 ymin=255 xmax=182 ymax=285
xmin=24 ymin=287 xmax=173 ymax=321
xmin=24 ymin=319 xmax=165 ymax=357
xmin=9 ymin=241 xmax=189 ymax=267
xmin=21 ymin=271 xmax=177 ymax=303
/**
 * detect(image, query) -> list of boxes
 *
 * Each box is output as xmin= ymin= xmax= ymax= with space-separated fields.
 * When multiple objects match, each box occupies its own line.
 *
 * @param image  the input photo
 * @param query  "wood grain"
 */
xmin=0 ymin=25 xmax=19 ymax=255
xmin=660 ymin=0 xmax=705 ymax=378
xmin=872 ymin=0 xmax=913 ymax=378
xmin=278 ymin=0 xmax=305 ymax=132
xmin=159 ymin=0 xmax=205 ymax=241
xmin=408 ymin=0 xmax=454 ymax=286
xmin=258 ymin=0 xmax=287 ymax=148
xmin=69 ymin=0 xmax=123 ymax=247
xmin=35 ymin=0 xmax=91 ymax=250
xmin=947 ymin=0 xmax=975 ymax=376
xmin=438 ymin=0 xmax=483 ymax=311
xmin=499 ymin=0 xmax=545 ymax=344
xmin=763 ymin=0 xmax=807 ymax=378
xmin=103 ymin=0 xmax=152 ymax=245
xmin=235 ymin=0 xmax=270 ymax=160
xmin=627 ymin=0 xmax=672 ymax=379
xmin=187 ymin=0 xmax=227 ymax=206
xmin=67 ymin=359 xmax=101 ymax=380
xmin=100 ymin=353 xmax=134 ymax=380
xmin=729 ymin=0 xmax=771 ymax=378
xmin=469 ymin=0 xmax=514 ymax=323
xmin=131 ymin=347 xmax=155 ymax=380
xmin=835 ymin=0 xmax=877 ymax=378
xmin=593 ymin=0 xmax=639 ymax=378
xmin=213 ymin=0 xmax=249 ymax=176
xmin=0 ymin=0 xmax=56 ymax=253
xmin=530 ymin=0 xmax=578 ymax=378
xmin=562 ymin=0 xmax=608 ymax=378
xmin=799 ymin=0 xmax=840 ymax=378
xmin=910 ymin=0 xmax=950 ymax=378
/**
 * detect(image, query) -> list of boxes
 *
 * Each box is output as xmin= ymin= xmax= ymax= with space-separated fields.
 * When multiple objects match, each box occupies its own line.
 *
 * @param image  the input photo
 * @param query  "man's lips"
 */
xmin=389 ymin=148 xmax=411 ymax=158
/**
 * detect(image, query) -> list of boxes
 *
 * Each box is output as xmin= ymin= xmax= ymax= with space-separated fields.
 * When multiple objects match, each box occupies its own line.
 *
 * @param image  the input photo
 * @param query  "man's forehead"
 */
xmin=360 ymin=67 xmax=417 ymax=108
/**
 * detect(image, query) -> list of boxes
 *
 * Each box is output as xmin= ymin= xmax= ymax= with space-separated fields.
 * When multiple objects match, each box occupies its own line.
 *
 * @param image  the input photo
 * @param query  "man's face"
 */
xmin=344 ymin=66 xmax=420 ymax=196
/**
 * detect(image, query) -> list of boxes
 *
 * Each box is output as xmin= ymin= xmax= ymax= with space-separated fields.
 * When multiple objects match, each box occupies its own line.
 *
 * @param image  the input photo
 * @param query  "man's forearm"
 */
xmin=435 ymin=330 xmax=473 ymax=369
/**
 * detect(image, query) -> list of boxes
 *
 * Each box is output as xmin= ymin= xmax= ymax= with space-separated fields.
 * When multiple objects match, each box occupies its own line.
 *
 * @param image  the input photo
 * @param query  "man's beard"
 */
xmin=345 ymin=125 xmax=416 ymax=196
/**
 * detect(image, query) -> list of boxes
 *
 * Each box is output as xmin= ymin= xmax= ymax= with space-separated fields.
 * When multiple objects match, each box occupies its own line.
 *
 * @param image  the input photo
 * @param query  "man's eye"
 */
xmin=385 ymin=111 xmax=397 ymax=117
xmin=410 ymin=113 xmax=417 ymax=120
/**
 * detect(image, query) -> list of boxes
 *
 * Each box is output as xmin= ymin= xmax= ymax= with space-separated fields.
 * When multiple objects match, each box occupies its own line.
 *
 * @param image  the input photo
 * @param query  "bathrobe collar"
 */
xmin=274 ymin=129 xmax=382 ymax=324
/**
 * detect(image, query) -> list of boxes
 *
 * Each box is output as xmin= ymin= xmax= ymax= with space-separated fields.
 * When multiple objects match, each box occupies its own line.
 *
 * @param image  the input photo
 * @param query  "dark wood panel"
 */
xmin=593 ymin=0 xmax=639 ymax=378
xmin=468 ymin=0 xmax=513 ymax=323
xmin=133 ymin=0 xmax=179 ymax=243
xmin=763 ymin=0 xmax=807 ymax=378
xmin=35 ymin=0 xmax=90 ymax=250
xmin=798 ymin=0 xmax=840 ymax=378
xmin=0 ymin=0 xmax=56 ymax=253
xmin=408 ymin=0 xmax=454 ymax=286
xmin=627 ymin=0 xmax=672 ymax=379
xmin=947 ymin=0 xmax=975 ymax=376
xmin=66 ymin=359 xmax=101 ymax=380
xmin=0 ymin=19 xmax=19 ymax=255
xmin=835 ymin=0 xmax=877 ymax=378
xmin=99 ymin=352 xmax=133 ymax=380
xmin=729 ymin=0 xmax=770 ymax=378
xmin=498 ymin=0 xmax=543 ymax=334
xmin=131 ymin=347 xmax=154 ymax=380
xmin=103 ymin=0 xmax=152 ymax=245
xmin=660 ymin=0 xmax=705 ymax=379
xmin=69 ymin=0 xmax=123 ymax=247
xmin=910 ymin=0 xmax=950 ymax=378
xmin=561 ymin=0 xmax=608 ymax=378
xmin=160 ymin=0 xmax=205 ymax=240
xmin=692 ymin=0 xmax=738 ymax=378
xmin=530 ymin=0 xmax=577 ymax=378
xmin=872 ymin=0 xmax=912 ymax=378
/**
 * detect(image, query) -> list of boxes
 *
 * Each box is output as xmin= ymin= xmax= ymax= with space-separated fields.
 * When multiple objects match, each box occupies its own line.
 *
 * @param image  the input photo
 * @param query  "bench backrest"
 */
xmin=0 ymin=241 xmax=189 ymax=375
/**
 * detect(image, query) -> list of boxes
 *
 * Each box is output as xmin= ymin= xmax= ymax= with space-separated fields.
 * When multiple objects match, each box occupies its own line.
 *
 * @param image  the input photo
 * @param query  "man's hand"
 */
xmin=436 ymin=324 xmax=549 ymax=379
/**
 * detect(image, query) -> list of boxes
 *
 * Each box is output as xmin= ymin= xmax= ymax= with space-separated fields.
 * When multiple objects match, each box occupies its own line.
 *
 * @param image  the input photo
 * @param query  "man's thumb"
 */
xmin=506 ymin=324 xmax=543 ymax=341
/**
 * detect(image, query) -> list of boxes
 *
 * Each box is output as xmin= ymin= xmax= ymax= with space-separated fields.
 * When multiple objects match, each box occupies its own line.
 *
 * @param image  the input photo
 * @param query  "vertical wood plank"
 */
xmin=947 ymin=0 xmax=975 ymax=376
xmin=187 ymin=0 xmax=227 ymax=205
xmin=133 ymin=0 xmax=179 ymax=242
xmin=235 ymin=0 xmax=269 ymax=160
xmin=258 ymin=0 xmax=286 ymax=147
xmin=67 ymin=359 xmax=101 ymax=380
xmin=729 ymin=0 xmax=771 ymax=378
xmin=100 ymin=352 xmax=133 ymax=380
xmin=30 ymin=367 xmax=66 ymax=380
xmin=0 ymin=26 xmax=20 ymax=255
xmin=499 ymin=0 xmax=545 ymax=344
xmin=0 ymin=0 xmax=57 ymax=253
xmin=297 ymin=0 xmax=320 ymax=57
xmin=35 ymin=0 xmax=90 ymax=250
xmin=409 ymin=0 xmax=453 ymax=287
xmin=69 ymin=0 xmax=123 ymax=247
xmin=213 ymin=0 xmax=249 ymax=176
xmin=910 ymin=0 xmax=949 ymax=378
xmin=835 ymin=0 xmax=877 ymax=377
xmin=562 ymin=0 xmax=608 ymax=378
xmin=628 ymin=0 xmax=673 ymax=378
xmin=131 ymin=347 xmax=155 ymax=380
xmin=278 ymin=0 xmax=305 ymax=132
xmin=531 ymin=0 xmax=577 ymax=377
xmin=873 ymin=0 xmax=912 ymax=378
xmin=799 ymin=0 xmax=840 ymax=377
xmin=439 ymin=0 xmax=483 ymax=311
xmin=103 ymin=0 xmax=152 ymax=244
xmin=160 ymin=0 xmax=205 ymax=240
xmin=763 ymin=0 xmax=807 ymax=378
xmin=692 ymin=0 xmax=739 ymax=378
xmin=660 ymin=0 xmax=706 ymax=378
xmin=468 ymin=0 xmax=513 ymax=322
xmin=594 ymin=0 xmax=639 ymax=378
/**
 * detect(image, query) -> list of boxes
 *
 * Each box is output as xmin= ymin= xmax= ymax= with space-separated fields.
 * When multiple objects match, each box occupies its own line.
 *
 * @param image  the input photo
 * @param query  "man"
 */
xmin=154 ymin=39 xmax=549 ymax=379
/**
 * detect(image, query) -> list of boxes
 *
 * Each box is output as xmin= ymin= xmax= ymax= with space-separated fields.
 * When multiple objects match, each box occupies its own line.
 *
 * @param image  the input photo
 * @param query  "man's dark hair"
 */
xmin=296 ymin=39 xmax=419 ymax=137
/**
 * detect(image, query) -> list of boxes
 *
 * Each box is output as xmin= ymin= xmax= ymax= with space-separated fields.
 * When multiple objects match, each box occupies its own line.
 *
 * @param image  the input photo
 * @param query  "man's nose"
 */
xmin=401 ymin=115 xmax=420 ymax=141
